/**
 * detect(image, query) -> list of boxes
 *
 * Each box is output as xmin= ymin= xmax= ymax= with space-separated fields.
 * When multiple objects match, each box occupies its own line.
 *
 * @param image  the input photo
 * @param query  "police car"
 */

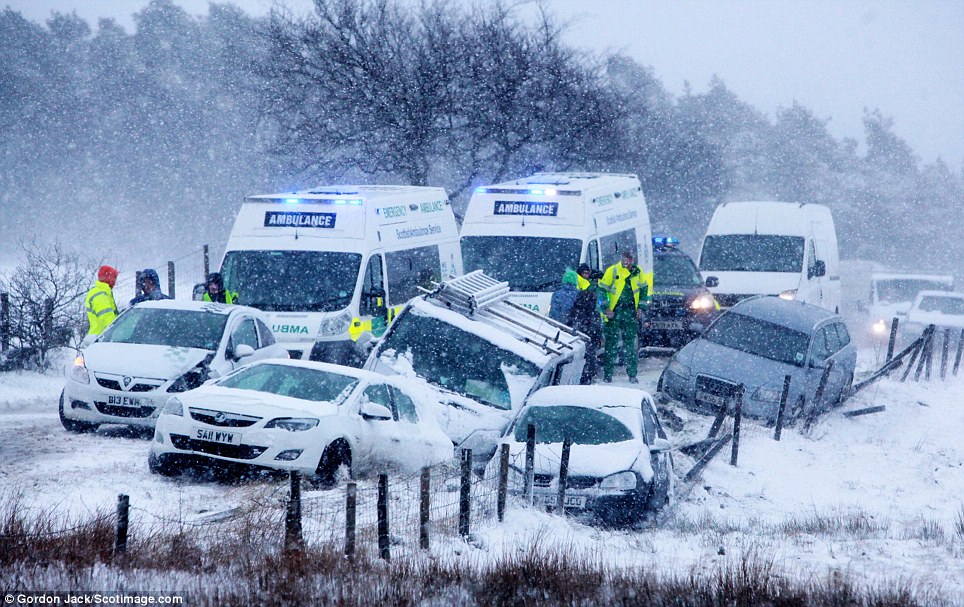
xmin=61 ymin=301 xmax=289 ymax=433
xmin=640 ymin=237 xmax=718 ymax=350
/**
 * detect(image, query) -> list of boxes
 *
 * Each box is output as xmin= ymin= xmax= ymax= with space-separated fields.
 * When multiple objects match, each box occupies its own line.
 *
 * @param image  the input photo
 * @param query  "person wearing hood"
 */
xmin=566 ymin=263 xmax=605 ymax=384
xmin=202 ymin=272 xmax=238 ymax=304
xmin=130 ymin=268 xmax=170 ymax=306
xmin=84 ymin=265 xmax=119 ymax=343
xmin=548 ymin=268 xmax=580 ymax=323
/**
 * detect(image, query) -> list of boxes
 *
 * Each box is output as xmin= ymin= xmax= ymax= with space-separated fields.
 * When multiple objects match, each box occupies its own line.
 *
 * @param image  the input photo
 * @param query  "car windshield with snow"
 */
xmin=660 ymin=296 xmax=856 ymax=420
xmin=366 ymin=271 xmax=586 ymax=460
xmin=60 ymin=301 xmax=289 ymax=434
xmin=149 ymin=360 xmax=453 ymax=484
xmin=494 ymin=386 xmax=673 ymax=526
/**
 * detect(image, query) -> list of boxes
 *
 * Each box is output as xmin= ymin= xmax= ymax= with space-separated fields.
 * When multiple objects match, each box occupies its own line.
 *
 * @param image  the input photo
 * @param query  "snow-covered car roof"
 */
xmin=228 ymin=358 xmax=434 ymax=394
xmin=132 ymin=300 xmax=254 ymax=316
xmin=729 ymin=296 xmax=837 ymax=335
xmin=907 ymin=291 xmax=964 ymax=329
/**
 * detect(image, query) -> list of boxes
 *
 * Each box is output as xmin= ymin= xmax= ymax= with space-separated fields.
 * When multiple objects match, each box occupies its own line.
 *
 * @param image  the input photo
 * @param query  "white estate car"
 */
xmin=906 ymin=291 xmax=964 ymax=331
xmin=149 ymin=360 xmax=454 ymax=484
xmin=61 ymin=301 xmax=288 ymax=433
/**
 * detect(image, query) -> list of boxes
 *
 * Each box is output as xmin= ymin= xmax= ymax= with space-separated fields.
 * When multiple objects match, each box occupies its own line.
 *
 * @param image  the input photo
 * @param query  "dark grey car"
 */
xmin=660 ymin=296 xmax=856 ymax=420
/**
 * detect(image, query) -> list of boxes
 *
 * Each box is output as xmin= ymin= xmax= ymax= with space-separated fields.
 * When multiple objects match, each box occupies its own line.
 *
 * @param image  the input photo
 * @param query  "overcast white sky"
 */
xmin=8 ymin=0 xmax=964 ymax=167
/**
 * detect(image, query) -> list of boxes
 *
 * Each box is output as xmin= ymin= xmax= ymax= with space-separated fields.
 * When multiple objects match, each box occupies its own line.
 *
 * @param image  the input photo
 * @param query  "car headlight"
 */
xmin=779 ymin=289 xmax=797 ymax=301
xmin=599 ymin=471 xmax=638 ymax=491
xmin=689 ymin=294 xmax=716 ymax=311
xmin=70 ymin=354 xmax=90 ymax=384
xmin=872 ymin=319 xmax=888 ymax=334
xmin=162 ymin=397 xmax=183 ymax=417
xmin=265 ymin=417 xmax=320 ymax=432
xmin=318 ymin=310 xmax=353 ymax=338
xmin=752 ymin=385 xmax=783 ymax=403
xmin=667 ymin=359 xmax=690 ymax=380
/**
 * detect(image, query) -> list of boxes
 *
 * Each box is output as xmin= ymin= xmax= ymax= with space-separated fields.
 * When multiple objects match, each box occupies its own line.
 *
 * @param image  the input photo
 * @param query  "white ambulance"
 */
xmin=459 ymin=173 xmax=653 ymax=314
xmin=216 ymin=185 xmax=463 ymax=364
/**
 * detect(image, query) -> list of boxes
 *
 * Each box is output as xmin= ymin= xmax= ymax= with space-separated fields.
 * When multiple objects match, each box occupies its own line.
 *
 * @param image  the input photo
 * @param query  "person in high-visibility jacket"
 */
xmin=85 ymin=265 xmax=119 ymax=340
xmin=598 ymin=250 xmax=651 ymax=383
xmin=202 ymin=272 xmax=238 ymax=304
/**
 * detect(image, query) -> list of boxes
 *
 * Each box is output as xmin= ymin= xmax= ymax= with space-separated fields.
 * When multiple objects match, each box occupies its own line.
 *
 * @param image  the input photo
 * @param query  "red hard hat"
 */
xmin=98 ymin=265 xmax=119 ymax=288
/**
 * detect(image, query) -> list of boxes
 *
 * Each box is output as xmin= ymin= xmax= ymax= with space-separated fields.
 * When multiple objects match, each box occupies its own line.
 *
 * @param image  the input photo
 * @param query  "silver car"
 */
xmin=660 ymin=296 xmax=856 ymax=420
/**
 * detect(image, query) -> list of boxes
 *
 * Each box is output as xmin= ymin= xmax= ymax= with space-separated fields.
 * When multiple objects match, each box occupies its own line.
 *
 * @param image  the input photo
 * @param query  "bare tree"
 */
xmin=0 ymin=240 xmax=98 ymax=369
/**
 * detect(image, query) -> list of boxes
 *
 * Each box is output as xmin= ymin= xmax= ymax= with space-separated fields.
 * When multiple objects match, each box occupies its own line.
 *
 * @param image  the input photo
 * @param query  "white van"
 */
xmin=460 ymin=173 xmax=653 ymax=314
xmin=217 ymin=185 xmax=463 ymax=363
xmin=698 ymin=201 xmax=840 ymax=312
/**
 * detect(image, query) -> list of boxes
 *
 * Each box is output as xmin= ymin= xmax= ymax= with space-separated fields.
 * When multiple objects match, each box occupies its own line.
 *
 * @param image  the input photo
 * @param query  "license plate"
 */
xmin=696 ymin=391 xmax=727 ymax=407
xmin=107 ymin=395 xmax=148 ymax=407
xmin=652 ymin=320 xmax=684 ymax=330
xmin=192 ymin=427 xmax=242 ymax=445
xmin=539 ymin=493 xmax=587 ymax=509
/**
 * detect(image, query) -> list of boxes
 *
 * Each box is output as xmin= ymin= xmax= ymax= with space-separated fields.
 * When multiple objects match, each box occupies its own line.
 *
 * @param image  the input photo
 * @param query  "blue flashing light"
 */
xmin=475 ymin=187 xmax=487 ymax=193
xmin=334 ymin=199 xmax=347 ymax=205
xmin=284 ymin=198 xmax=300 ymax=204
xmin=545 ymin=188 xmax=557 ymax=196
xmin=653 ymin=236 xmax=679 ymax=248
xmin=348 ymin=199 xmax=362 ymax=205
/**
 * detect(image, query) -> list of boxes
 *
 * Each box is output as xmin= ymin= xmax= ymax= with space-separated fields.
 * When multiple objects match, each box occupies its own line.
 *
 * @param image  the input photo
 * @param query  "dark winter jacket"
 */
xmin=548 ymin=270 xmax=580 ymax=323
xmin=567 ymin=286 xmax=604 ymax=344
xmin=130 ymin=268 xmax=170 ymax=306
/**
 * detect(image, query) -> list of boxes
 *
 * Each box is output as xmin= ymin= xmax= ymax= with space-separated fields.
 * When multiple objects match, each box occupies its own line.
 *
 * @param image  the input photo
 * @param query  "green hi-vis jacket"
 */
xmin=85 ymin=281 xmax=118 ymax=335
xmin=599 ymin=262 xmax=652 ymax=311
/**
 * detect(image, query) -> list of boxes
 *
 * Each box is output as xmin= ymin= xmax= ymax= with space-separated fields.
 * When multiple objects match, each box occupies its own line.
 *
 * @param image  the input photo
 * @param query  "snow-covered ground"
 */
xmin=1 ymin=348 xmax=962 ymax=601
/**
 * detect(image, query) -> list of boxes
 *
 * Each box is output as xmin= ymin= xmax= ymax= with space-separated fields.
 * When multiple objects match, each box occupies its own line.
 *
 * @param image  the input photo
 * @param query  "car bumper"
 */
xmin=661 ymin=369 xmax=785 ymax=420
xmin=531 ymin=487 xmax=648 ymax=523
xmin=150 ymin=414 xmax=325 ymax=475
xmin=62 ymin=379 xmax=169 ymax=428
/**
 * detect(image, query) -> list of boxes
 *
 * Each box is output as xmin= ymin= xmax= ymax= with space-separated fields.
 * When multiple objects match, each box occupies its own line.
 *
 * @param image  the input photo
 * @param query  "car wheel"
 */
xmin=312 ymin=440 xmax=352 ymax=489
xmin=148 ymin=451 xmax=183 ymax=477
xmin=59 ymin=391 xmax=98 ymax=433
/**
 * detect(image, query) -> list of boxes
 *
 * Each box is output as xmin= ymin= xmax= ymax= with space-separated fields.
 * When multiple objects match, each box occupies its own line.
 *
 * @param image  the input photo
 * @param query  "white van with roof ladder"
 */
xmin=217 ymin=185 xmax=463 ymax=364
xmin=460 ymin=173 xmax=653 ymax=315
xmin=698 ymin=201 xmax=840 ymax=312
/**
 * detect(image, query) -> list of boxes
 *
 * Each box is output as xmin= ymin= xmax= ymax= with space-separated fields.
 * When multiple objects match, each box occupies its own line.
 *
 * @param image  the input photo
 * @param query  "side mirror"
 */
xmin=809 ymin=260 xmax=826 ymax=279
xmin=705 ymin=276 xmax=719 ymax=288
xmin=360 ymin=401 xmax=393 ymax=421
xmin=650 ymin=438 xmax=672 ymax=453
xmin=353 ymin=331 xmax=376 ymax=358
xmin=192 ymin=283 xmax=206 ymax=301
xmin=234 ymin=344 xmax=256 ymax=360
xmin=856 ymin=300 xmax=868 ymax=313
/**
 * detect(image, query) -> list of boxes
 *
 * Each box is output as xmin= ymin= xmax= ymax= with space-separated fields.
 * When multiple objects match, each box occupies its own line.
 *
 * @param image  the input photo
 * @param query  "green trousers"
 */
xmin=603 ymin=307 xmax=638 ymax=379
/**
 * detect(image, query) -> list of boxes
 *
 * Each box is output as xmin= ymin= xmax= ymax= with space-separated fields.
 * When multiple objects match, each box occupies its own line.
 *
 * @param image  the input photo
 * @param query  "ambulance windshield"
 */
xmin=221 ymin=250 xmax=362 ymax=312
xmin=461 ymin=236 xmax=582 ymax=292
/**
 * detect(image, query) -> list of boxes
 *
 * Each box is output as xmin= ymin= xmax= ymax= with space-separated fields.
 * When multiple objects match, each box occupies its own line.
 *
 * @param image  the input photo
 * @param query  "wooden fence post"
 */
xmin=953 ymin=329 xmax=964 ymax=377
xmin=774 ymin=375 xmax=792 ymax=441
xmin=345 ymin=482 xmax=357 ymax=559
xmin=900 ymin=337 xmax=924 ymax=382
xmin=556 ymin=437 xmax=572 ymax=512
xmin=167 ymin=261 xmax=176 ymax=299
xmin=113 ymin=493 xmax=129 ymax=561
xmin=497 ymin=443 xmax=509 ymax=522
xmin=914 ymin=327 xmax=934 ymax=382
xmin=377 ymin=474 xmax=390 ymax=560
xmin=886 ymin=317 xmax=899 ymax=362
xmin=940 ymin=328 xmax=950 ymax=380
xmin=459 ymin=449 xmax=472 ymax=538
xmin=203 ymin=244 xmax=210 ymax=278
xmin=707 ymin=396 xmax=728 ymax=439
xmin=419 ymin=467 xmax=430 ymax=550
xmin=0 ymin=292 xmax=9 ymax=351
xmin=524 ymin=424 xmax=536 ymax=506
xmin=730 ymin=386 xmax=744 ymax=466
xmin=284 ymin=470 xmax=303 ymax=553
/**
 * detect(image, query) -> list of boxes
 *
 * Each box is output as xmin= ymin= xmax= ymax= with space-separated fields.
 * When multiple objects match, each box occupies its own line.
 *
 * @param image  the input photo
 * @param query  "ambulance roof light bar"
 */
xmin=653 ymin=236 xmax=679 ymax=249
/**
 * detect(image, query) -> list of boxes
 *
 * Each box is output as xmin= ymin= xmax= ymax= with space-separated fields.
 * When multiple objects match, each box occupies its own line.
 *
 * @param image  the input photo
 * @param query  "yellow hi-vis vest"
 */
xmin=85 ymin=281 xmax=118 ymax=335
xmin=203 ymin=290 xmax=238 ymax=304
xmin=599 ymin=262 xmax=652 ymax=311
xmin=576 ymin=273 xmax=591 ymax=291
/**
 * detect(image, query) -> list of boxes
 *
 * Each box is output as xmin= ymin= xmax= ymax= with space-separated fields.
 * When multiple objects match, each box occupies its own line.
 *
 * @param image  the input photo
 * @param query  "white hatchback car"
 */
xmin=149 ymin=360 xmax=454 ymax=484
xmin=906 ymin=290 xmax=964 ymax=331
xmin=61 ymin=300 xmax=288 ymax=433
